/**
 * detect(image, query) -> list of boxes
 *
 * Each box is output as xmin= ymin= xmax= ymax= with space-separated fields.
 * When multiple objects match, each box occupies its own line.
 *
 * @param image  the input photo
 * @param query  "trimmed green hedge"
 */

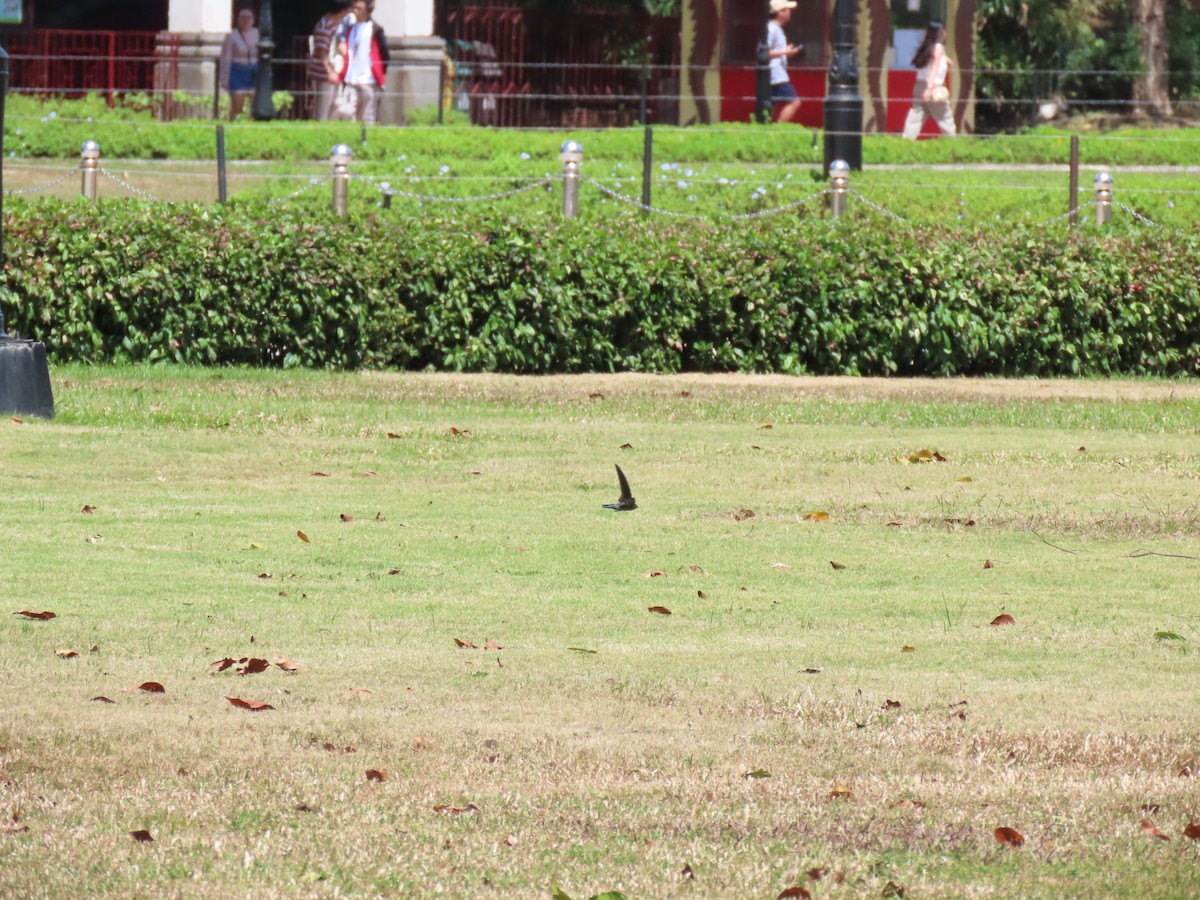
xmin=3 ymin=200 xmax=1198 ymax=376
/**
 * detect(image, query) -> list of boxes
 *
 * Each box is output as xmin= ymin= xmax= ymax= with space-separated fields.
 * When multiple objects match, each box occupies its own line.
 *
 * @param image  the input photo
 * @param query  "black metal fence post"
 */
xmin=252 ymin=0 xmax=276 ymax=121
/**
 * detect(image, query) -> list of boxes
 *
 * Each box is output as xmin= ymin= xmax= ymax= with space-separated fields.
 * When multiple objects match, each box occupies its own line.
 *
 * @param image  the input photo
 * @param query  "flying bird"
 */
xmin=603 ymin=464 xmax=637 ymax=511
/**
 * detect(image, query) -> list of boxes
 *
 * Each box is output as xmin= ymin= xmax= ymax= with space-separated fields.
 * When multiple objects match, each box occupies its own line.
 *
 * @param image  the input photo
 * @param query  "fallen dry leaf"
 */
xmin=1141 ymin=819 xmax=1171 ymax=840
xmin=55 ymin=649 xmax=80 ymax=659
xmin=697 ymin=590 xmax=708 ymax=599
xmin=957 ymin=476 xmax=973 ymax=483
xmin=830 ymin=561 xmax=846 ymax=570
xmin=225 ymin=696 xmax=273 ymax=711
xmin=504 ymin=834 xmax=519 ymax=847
xmin=776 ymin=888 xmax=811 ymax=899
xmin=618 ymin=442 xmax=633 ymax=450
xmin=901 ymin=645 xmax=915 ymax=653
xmin=136 ymin=682 xmax=165 ymax=694
xmin=339 ymin=513 xmax=355 ymax=522
xmin=14 ymin=610 xmax=56 ymax=620
xmin=344 ymin=687 xmax=373 ymax=699
xmin=648 ymin=606 xmax=672 ymax=615
xmin=90 ymin=696 xmax=116 ymax=704
xmin=386 ymin=432 xmax=402 ymax=439
xmin=413 ymin=735 xmax=427 ymax=751
xmin=758 ymin=423 xmax=773 ymax=430
xmin=433 ymin=803 xmax=480 ymax=815
xmin=881 ymin=699 xmax=902 ymax=710
xmin=994 ymin=826 xmax=1024 ymax=847
xmin=365 ymin=769 xmax=388 ymax=782
xmin=275 ymin=656 xmax=300 ymax=672
xmin=806 ymin=867 xmax=826 ymax=881
xmin=803 ymin=511 xmax=830 ymax=522
xmin=81 ymin=504 xmax=96 ymax=514
xmin=990 ymin=614 xmax=1016 ymax=627
xmin=983 ymin=559 xmax=995 ymax=569
xmin=828 ymin=785 xmax=853 ymax=800
xmin=643 ymin=570 xmax=667 ymax=578
xmin=588 ymin=391 xmax=604 ymax=399
xmin=312 ymin=471 xmax=331 ymax=477
xmin=769 ymin=562 xmax=791 ymax=569
xmin=687 ymin=565 xmax=704 ymax=573
xmin=237 ymin=658 xmax=269 ymax=676
xmin=883 ymin=881 xmax=906 ymax=898
xmin=209 ymin=657 xmax=238 ymax=673
xmin=448 ymin=427 xmax=472 ymax=437
xmin=85 ymin=534 xmax=103 ymax=543
xmin=484 ymin=640 xmax=504 ymax=650
xmin=129 ymin=829 xmax=154 ymax=843
xmin=297 ymin=530 xmax=311 ymax=543
xmin=10 ymin=417 xmax=23 ymax=424
xmin=1183 ymin=822 xmax=1200 ymax=840
xmin=454 ymin=638 xmax=478 ymax=649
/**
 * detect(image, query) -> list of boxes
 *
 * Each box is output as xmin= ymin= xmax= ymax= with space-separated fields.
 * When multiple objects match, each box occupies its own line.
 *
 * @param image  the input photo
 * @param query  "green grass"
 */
xmin=2 ymin=368 xmax=1200 ymax=897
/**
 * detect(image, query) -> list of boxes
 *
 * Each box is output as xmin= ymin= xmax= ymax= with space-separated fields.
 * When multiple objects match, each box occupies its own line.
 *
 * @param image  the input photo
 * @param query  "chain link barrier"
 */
xmin=1115 ymin=201 xmax=1160 ymax=227
xmin=729 ymin=189 xmax=830 ymax=221
xmin=352 ymin=174 xmax=555 ymax=204
xmin=3 ymin=169 xmax=76 ymax=196
xmin=848 ymin=190 xmax=907 ymax=221
xmin=267 ymin=175 xmax=332 ymax=206
xmin=98 ymin=168 xmax=163 ymax=201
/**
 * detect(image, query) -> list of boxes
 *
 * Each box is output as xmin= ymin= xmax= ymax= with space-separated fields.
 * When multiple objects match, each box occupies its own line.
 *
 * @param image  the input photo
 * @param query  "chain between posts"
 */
xmin=352 ymin=174 xmax=555 ymax=204
xmin=267 ymin=176 xmax=331 ymax=205
xmin=98 ymin=168 xmax=164 ymax=201
xmin=2 ymin=169 xmax=75 ymax=196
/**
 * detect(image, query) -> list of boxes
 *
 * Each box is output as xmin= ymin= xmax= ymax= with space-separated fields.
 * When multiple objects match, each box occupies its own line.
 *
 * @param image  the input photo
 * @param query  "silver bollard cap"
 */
xmin=80 ymin=140 xmax=101 ymax=159
xmin=330 ymin=144 xmax=353 ymax=166
xmin=559 ymin=140 xmax=584 ymax=164
xmin=1093 ymin=171 xmax=1113 ymax=187
xmin=828 ymin=159 xmax=850 ymax=179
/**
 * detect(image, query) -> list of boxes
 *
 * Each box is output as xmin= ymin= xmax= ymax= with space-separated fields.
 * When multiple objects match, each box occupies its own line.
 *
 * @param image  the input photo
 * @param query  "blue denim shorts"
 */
xmin=771 ymin=81 xmax=799 ymax=102
xmin=229 ymin=62 xmax=258 ymax=92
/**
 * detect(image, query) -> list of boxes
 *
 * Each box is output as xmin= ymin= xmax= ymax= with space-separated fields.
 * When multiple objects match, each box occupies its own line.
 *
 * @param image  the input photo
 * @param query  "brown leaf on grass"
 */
xmin=454 ymin=638 xmax=478 ymax=649
xmin=91 ymin=696 xmax=116 ymax=704
xmin=55 ymin=649 xmax=80 ymax=659
xmin=697 ymin=590 xmax=708 ymax=599
xmin=828 ymin=785 xmax=853 ymax=800
xmin=806 ymin=867 xmax=826 ymax=881
xmin=448 ymin=427 xmax=472 ymax=437
xmin=588 ymin=392 xmax=604 ymax=399
xmin=297 ymin=530 xmax=311 ymax=543
xmin=882 ymin=881 xmax=907 ymax=898
xmin=81 ymin=504 xmax=96 ymax=514
xmin=687 ymin=565 xmax=704 ymax=573
xmin=344 ymin=687 xmax=373 ymax=699
xmin=312 ymin=471 xmax=331 ymax=477
xmin=209 ymin=657 xmax=238 ymax=673
xmin=433 ymin=803 xmax=480 ymax=815
xmin=648 ymin=606 xmax=672 ymax=615
xmin=386 ymin=432 xmax=402 ymax=439
xmin=365 ymin=769 xmax=388 ymax=782
xmin=10 ymin=417 xmax=23 ymax=424
xmin=643 ymin=570 xmax=666 ymax=578
xmin=503 ymin=834 xmax=519 ymax=847
xmin=86 ymin=534 xmax=103 ymax=544
xmin=236 ymin=658 xmax=269 ymax=676
xmin=991 ymin=614 xmax=1016 ymax=627
xmin=339 ymin=513 xmax=355 ymax=522
xmin=618 ymin=442 xmax=633 ymax=450
xmin=225 ymin=696 xmax=273 ymax=711
xmin=733 ymin=509 xmax=755 ymax=521
xmin=881 ymin=699 xmax=902 ymax=710
xmin=993 ymin=826 xmax=1024 ymax=847
xmin=1 ymin=820 xmax=29 ymax=835
xmin=758 ymin=423 xmax=774 ymax=430
xmin=129 ymin=829 xmax=155 ymax=843
xmin=983 ymin=559 xmax=995 ymax=569
xmin=680 ymin=863 xmax=695 ymax=880
xmin=886 ymin=521 xmax=902 ymax=527
xmin=387 ymin=569 xmax=401 ymax=575
xmin=769 ymin=562 xmax=791 ymax=569
xmin=1183 ymin=822 xmax=1200 ymax=840
xmin=484 ymin=640 xmax=504 ymax=650
xmin=957 ymin=476 xmax=973 ymax=483
xmin=14 ymin=610 xmax=56 ymax=620
xmin=323 ymin=742 xmax=357 ymax=753
xmin=1141 ymin=819 xmax=1171 ymax=840
xmin=136 ymin=682 xmax=165 ymax=694
xmin=412 ymin=735 xmax=427 ymax=751
xmin=932 ymin=451 xmax=948 ymax=462
xmin=804 ymin=511 xmax=830 ymax=522
xmin=275 ymin=656 xmax=300 ymax=672
xmin=830 ymin=561 xmax=846 ymax=570
xmin=901 ymin=645 xmax=916 ymax=653
xmin=776 ymin=888 xmax=811 ymax=899
xmin=890 ymin=799 xmax=926 ymax=810
xmin=803 ymin=668 xmax=821 ymax=674
xmin=257 ymin=573 xmax=272 ymax=579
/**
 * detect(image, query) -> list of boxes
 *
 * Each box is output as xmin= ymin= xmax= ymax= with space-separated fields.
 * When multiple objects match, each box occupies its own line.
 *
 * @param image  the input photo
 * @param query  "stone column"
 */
xmin=166 ymin=0 xmax=230 ymax=106
xmin=371 ymin=0 xmax=444 ymax=125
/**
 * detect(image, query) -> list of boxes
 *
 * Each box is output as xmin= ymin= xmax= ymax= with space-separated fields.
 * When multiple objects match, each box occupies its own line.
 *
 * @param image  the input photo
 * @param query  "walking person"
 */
xmin=767 ymin=0 xmax=802 ymax=123
xmin=308 ymin=0 xmax=354 ymax=121
xmin=902 ymin=22 xmax=956 ymax=140
xmin=219 ymin=7 xmax=259 ymax=120
xmin=338 ymin=0 xmax=386 ymax=126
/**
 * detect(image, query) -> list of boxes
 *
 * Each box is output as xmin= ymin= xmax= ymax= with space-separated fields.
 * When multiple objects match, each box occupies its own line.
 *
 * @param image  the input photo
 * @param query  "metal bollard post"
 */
xmin=80 ymin=140 xmax=100 ymax=202
xmin=560 ymin=139 xmax=583 ymax=219
xmin=1093 ymin=171 xmax=1113 ymax=227
xmin=829 ymin=159 xmax=850 ymax=218
xmin=331 ymin=143 xmax=352 ymax=217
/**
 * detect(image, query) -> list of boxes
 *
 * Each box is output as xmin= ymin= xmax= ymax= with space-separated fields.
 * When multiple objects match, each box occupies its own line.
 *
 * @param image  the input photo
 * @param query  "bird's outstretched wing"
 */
xmin=603 ymin=464 xmax=637 ymax=510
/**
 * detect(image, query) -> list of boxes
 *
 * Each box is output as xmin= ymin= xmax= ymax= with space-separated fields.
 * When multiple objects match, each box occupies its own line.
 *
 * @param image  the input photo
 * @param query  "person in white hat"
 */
xmin=767 ymin=0 xmax=802 ymax=123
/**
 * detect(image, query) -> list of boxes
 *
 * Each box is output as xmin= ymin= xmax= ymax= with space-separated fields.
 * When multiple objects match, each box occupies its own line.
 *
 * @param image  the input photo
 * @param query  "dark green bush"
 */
xmin=3 ymin=200 xmax=1198 ymax=377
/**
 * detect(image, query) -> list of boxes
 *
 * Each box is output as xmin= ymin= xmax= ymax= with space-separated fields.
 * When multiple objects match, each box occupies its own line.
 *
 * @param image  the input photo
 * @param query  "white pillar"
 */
xmin=169 ymin=0 xmax=231 ymax=33
xmin=371 ymin=0 xmax=434 ymax=38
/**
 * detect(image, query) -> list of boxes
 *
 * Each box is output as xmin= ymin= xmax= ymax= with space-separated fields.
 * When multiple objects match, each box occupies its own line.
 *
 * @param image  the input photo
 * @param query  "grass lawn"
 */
xmin=2 ymin=368 xmax=1199 ymax=897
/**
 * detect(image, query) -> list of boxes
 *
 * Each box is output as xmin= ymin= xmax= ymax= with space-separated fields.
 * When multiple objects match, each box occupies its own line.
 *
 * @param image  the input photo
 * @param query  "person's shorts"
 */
xmin=771 ymin=81 xmax=799 ymax=102
xmin=229 ymin=63 xmax=258 ymax=92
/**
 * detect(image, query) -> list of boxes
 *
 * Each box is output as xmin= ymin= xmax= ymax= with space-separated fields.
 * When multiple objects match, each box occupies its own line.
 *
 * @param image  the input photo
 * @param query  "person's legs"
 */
xmin=901 ymin=84 xmax=927 ymax=140
xmin=316 ymin=81 xmax=338 ymax=121
xmin=354 ymin=84 xmax=380 ymax=125
xmin=930 ymin=99 xmax=956 ymax=135
xmin=771 ymin=81 xmax=800 ymax=123
xmin=229 ymin=91 xmax=249 ymax=119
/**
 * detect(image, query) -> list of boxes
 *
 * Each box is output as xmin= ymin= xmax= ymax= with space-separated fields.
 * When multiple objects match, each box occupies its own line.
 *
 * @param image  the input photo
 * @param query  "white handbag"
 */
xmin=930 ymin=85 xmax=950 ymax=103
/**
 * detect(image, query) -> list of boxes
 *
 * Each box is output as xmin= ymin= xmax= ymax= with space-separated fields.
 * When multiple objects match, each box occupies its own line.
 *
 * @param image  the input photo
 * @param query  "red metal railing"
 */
xmin=1 ymin=29 xmax=169 ymax=106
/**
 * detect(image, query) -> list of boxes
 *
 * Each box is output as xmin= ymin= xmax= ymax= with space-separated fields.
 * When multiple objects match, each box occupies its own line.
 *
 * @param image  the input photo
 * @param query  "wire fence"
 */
xmin=5 ymin=50 xmax=1200 ymax=129
xmin=3 ymin=133 xmax=1171 ymax=230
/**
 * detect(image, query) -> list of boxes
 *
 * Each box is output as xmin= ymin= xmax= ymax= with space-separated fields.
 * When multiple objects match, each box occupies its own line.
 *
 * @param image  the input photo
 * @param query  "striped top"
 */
xmin=307 ymin=12 xmax=345 ymax=83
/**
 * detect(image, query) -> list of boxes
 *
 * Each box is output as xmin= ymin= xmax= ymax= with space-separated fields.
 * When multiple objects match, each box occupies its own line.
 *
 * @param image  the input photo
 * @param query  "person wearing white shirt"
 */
xmin=767 ymin=0 xmax=802 ymax=123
